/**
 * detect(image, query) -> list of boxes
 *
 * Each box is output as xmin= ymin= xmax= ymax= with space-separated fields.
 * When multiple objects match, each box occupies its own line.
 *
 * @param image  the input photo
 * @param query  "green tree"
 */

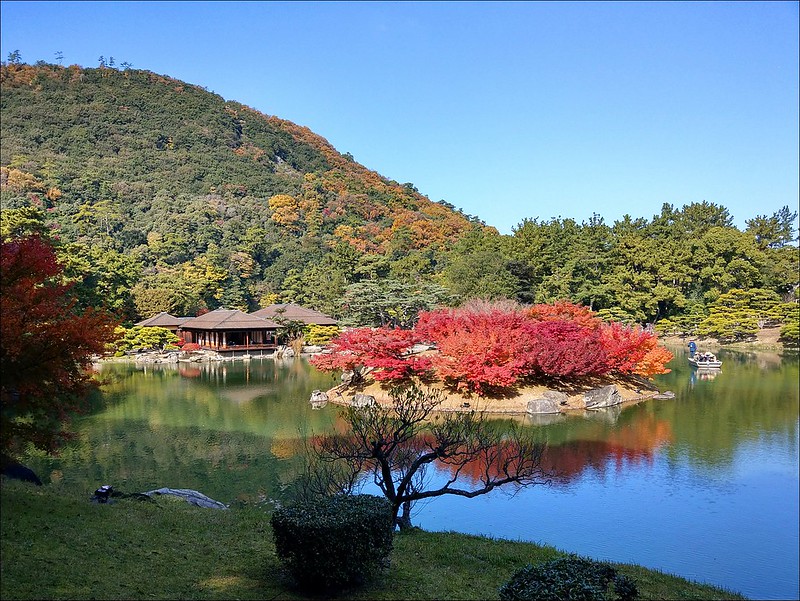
xmin=340 ymin=279 xmax=454 ymax=328
xmin=699 ymin=288 xmax=781 ymax=342
xmin=779 ymin=308 xmax=800 ymax=345
xmin=441 ymin=227 xmax=519 ymax=301
xmin=0 ymin=206 xmax=51 ymax=239
xmin=58 ymin=242 xmax=141 ymax=320
xmin=112 ymin=326 xmax=181 ymax=353
xmin=746 ymin=205 xmax=798 ymax=249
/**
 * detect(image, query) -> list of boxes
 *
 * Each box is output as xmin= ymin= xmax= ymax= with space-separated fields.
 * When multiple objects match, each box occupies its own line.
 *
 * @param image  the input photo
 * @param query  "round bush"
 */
xmin=499 ymin=555 xmax=638 ymax=601
xmin=271 ymin=494 xmax=394 ymax=592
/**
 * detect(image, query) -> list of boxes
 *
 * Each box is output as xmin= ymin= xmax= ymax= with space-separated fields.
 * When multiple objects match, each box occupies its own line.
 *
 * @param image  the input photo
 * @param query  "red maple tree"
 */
xmin=416 ymin=301 xmax=539 ymax=392
xmin=312 ymin=300 xmax=672 ymax=395
xmin=310 ymin=326 xmax=431 ymax=382
xmin=527 ymin=320 xmax=609 ymax=377
xmin=1 ymin=236 xmax=117 ymax=457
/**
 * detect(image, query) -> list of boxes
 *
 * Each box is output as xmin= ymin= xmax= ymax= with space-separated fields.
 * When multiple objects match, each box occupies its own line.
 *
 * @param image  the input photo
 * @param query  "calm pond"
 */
xmin=24 ymin=347 xmax=799 ymax=600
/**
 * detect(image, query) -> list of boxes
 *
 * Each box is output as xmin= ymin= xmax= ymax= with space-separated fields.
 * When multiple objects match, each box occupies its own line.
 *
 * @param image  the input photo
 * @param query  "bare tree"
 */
xmin=302 ymin=384 xmax=551 ymax=530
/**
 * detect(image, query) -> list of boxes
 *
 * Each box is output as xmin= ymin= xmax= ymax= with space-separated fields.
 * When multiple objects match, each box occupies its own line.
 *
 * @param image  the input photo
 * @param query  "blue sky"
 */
xmin=1 ymin=1 xmax=798 ymax=235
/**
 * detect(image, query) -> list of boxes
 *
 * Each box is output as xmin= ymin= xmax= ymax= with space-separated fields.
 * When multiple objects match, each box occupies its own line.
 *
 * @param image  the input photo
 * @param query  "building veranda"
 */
xmin=135 ymin=305 xmax=338 ymax=358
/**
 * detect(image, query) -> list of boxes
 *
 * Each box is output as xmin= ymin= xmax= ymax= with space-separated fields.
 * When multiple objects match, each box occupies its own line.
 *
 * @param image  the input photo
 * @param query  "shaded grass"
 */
xmin=1 ymin=479 xmax=746 ymax=600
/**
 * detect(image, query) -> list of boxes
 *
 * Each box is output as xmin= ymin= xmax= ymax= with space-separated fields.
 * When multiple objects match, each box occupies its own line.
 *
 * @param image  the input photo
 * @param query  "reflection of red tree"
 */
xmin=439 ymin=415 xmax=673 ymax=485
xmin=307 ymin=413 xmax=672 ymax=487
xmin=178 ymin=366 xmax=202 ymax=378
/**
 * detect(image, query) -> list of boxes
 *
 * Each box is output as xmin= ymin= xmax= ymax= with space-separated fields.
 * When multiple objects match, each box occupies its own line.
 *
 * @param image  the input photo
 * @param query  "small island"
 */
xmin=310 ymin=300 xmax=674 ymax=416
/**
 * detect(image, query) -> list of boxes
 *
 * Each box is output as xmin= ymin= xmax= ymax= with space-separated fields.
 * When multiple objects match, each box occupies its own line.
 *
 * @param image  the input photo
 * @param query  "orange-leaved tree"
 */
xmin=1 ymin=235 xmax=117 ymax=458
xmin=312 ymin=300 xmax=672 ymax=394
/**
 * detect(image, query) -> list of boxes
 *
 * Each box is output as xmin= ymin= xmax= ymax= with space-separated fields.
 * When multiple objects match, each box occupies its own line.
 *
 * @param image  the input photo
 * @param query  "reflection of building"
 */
xmin=179 ymin=309 xmax=281 ymax=357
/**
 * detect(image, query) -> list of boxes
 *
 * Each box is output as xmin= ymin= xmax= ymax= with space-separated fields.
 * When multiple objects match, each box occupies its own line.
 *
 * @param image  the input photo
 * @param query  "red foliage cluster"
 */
xmin=312 ymin=301 xmax=672 ymax=393
xmin=310 ymin=326 xmax=431 ymax=382
xmin=527 ymin=320 xmax=609 ymax=377
xmin=528 ymin=300 xmax=602 ymax=330
xmin=1 ymin=236 xmax=118 ymax=456
xmin=416 ymin=302 xmax=539 ymax=392
xmin=180 ymin=342 xmax=201 ymax=352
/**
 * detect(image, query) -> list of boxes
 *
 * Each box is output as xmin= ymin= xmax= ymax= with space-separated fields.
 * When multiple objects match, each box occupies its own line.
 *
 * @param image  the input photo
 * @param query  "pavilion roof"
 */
xmin=251 ymin=303 xmax=337 ymax=325
xmin=180 ymin=308 xmax=280 ymax=330
xmin=134 ymin=312 xmax=193 ymax=328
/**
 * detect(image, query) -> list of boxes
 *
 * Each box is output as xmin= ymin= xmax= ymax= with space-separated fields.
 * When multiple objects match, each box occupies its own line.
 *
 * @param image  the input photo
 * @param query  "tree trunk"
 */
xmin=394 ymin=500 xmax=413 ymax=531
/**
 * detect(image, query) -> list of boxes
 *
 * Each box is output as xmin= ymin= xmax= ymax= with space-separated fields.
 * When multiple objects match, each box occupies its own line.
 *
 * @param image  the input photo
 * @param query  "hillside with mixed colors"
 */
xmin=1 ymin=61 xmax=797 ymax=345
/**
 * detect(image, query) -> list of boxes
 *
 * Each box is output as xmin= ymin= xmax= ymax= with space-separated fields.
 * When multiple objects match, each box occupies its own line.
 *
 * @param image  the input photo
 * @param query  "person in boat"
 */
xmin=688 ymin=341 xmax=697 ymax=356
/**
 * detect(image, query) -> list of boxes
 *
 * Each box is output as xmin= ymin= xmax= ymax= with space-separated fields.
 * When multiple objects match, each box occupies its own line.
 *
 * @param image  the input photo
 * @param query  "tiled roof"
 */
xmin=180 ymin=308 xmax=280 ymax=330
xmin=134 ymin=312 xmax=193 ymax=328
xmin=252 ymin=303 xmax=337 ymax=325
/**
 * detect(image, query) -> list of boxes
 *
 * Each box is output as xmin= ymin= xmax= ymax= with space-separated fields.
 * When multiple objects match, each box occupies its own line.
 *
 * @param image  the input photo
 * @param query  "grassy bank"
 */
xmin=1 ymin=479 xmax=745 ymax=600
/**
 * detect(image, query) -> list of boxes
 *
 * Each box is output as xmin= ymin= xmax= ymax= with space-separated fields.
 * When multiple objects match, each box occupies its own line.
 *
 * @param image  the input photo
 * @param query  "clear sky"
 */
xmin=1 ymin=1 xmax=798 ymax=235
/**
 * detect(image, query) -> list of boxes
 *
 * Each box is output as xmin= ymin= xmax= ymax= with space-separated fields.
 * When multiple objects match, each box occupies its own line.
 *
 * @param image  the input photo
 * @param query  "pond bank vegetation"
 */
xmin=0 ymin=480 xmax=746 ymax=600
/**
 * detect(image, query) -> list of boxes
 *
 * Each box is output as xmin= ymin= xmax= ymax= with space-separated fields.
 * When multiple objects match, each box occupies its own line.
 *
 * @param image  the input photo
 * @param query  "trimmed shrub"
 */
xmin=499 ymin=555 xmax=639 ymax=601
xmin=271 ymin=494 xmax=394 ymax=592
xmin=305 ymin=324 xmax=340 ymax=346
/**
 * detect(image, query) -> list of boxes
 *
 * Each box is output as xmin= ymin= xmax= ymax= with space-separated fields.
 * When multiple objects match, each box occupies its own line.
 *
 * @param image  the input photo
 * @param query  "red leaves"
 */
xmin=528 ymin=300 xmax=603 ymax=331
xmin=1 ymin=236 xmax=118 ymax=455
xmin=528 ymin=320 xmax=609 ymax=377
xmin=310 ymin=327 xmax=431 ymax=382
xmin=312 ymin=300 xmax=672 ymax=393
xmin=417 ymin=302 xmax=538 ymax=392
xmin=600 ymin=321 xmax=673 ymax=376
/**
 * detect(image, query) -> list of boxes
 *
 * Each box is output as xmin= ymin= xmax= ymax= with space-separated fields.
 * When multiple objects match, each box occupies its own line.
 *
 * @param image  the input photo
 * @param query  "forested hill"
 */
xmin=0 ymin=62 xmax=483 ymax=317
xmin=1 ymin=61 xmax=798 ymax=341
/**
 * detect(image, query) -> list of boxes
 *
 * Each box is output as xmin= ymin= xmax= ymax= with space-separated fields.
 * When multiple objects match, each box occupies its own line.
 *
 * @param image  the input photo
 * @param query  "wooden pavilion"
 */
xmin=178 ymin=308 xmax=280 ymax=357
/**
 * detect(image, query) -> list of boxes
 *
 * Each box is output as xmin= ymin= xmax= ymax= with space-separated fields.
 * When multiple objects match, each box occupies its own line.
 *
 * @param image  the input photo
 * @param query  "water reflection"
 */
xmin=22 ymin=353 xmax=800 ymax=600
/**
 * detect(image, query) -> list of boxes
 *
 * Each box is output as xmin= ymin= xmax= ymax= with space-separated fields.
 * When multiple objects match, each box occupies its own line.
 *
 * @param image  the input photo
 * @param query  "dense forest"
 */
xmin=1 ymin=59 xmax=798 ymax=342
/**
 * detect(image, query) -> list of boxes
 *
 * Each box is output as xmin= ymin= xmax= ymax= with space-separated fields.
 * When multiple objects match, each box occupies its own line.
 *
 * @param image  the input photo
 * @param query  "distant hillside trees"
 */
xmin=1 ymin=62 xmax=797 ymax=335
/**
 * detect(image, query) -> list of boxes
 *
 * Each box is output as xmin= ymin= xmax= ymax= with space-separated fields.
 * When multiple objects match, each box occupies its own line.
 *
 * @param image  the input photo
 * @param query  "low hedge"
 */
xmin=271 ymin=494 xmax=394 ymax=592
xmin=500 ymin=555 xmax=639 ymax=601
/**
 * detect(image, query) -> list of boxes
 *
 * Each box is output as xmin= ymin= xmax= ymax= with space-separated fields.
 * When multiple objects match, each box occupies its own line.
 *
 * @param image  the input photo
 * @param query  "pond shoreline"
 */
xmin=661 ymin=326 xmax=791 ymax=353
xmin=322 ymin=372 xmax=666 ymax=416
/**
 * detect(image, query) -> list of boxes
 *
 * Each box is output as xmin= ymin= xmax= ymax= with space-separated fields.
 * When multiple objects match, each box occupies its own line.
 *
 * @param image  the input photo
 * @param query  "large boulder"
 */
xmin=526 ymin=398 xmax=561 ymax=414
xmin=350 ymin=393 xmax=376 ymax=408
xmin=583 ymin=385 xmax=623 ymax=409
xmin=542 ymin=390 xmax=569 ymax=403
xmin=309 ymin=389 xmax=329 ymax=409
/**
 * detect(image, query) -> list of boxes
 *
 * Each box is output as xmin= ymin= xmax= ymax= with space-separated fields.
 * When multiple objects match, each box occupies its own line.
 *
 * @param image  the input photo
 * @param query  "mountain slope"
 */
xmin=1 ymin=62 xmax=487 ymax=318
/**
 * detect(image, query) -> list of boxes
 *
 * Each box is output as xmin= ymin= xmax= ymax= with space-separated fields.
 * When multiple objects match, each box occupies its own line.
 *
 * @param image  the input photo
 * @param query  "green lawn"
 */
xmin=0 ymin=479 xmax=746 ymax=600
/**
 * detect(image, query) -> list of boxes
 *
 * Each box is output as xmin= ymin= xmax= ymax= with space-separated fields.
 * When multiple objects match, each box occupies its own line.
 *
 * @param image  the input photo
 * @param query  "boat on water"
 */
xmin=688 ymin=351 xmax=722 ymax=369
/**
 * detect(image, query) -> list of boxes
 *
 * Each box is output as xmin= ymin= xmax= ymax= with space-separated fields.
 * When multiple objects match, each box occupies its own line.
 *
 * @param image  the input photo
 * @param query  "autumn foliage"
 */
xmin=415 ymin=301 xmax=539 ymax=391
xmin=310 ymin=326 xmax=432 ymax=382
xmin=1 ymin=235 xmax=117 ymax=456
xmin=312 ymin=300 xmax=672 ymax=394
